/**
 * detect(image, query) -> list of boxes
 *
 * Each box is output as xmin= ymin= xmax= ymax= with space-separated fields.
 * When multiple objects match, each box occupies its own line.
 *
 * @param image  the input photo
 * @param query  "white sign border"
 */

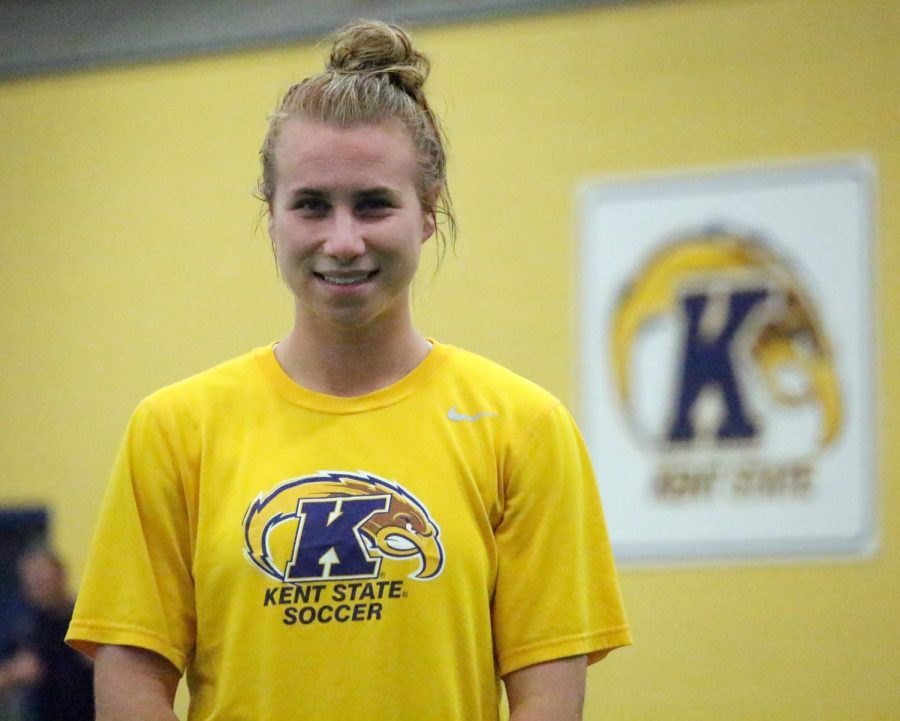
xmin=576 ymin=156 xmax=880 ymax=566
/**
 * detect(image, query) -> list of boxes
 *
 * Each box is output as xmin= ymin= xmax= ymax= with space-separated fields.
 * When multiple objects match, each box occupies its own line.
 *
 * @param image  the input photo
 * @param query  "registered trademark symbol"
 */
xmin=402 ymin=591 xmax=408 ymax=598
xmin=380 ymin=572 xmax=386 ymax=579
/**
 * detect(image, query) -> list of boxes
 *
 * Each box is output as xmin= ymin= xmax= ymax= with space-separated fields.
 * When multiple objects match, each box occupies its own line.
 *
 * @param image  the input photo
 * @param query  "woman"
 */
xmin=67 ymin=20 xmax=630 ymax=721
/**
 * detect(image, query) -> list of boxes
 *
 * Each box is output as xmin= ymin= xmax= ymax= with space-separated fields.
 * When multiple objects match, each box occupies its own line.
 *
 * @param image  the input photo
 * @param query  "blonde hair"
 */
xmin=259 ymin=20 xmax=456 ymax=253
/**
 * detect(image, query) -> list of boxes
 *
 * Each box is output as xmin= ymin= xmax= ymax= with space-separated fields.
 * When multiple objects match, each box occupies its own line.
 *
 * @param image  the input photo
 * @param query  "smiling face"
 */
xmin=267 ymin=118 xmax=436 ymax=333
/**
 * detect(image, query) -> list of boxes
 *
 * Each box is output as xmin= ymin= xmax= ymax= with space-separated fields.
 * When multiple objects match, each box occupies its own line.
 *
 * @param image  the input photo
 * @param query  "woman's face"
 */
xmin=268 ymin=118 xmax=435 ymax=332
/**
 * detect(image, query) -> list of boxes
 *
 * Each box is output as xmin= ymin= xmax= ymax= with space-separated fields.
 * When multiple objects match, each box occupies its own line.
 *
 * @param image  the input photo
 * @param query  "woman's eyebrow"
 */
xmin=353 ymin=187 xmax=398 ymax=201
xmin=287 ymin=187 xmax=328 ymax=200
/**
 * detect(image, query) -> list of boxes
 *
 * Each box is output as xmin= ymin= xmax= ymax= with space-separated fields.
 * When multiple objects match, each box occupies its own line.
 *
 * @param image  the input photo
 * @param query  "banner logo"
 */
xmin=611 ymin=230 xmax=842 ymax=453
xmin=580 ymin=159 xmax=875 ymax=561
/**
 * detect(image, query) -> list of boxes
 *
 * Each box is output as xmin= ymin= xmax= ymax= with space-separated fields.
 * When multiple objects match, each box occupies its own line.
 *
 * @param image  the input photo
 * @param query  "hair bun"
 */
xmin=327 ymin=20 xmax=430 ymax=95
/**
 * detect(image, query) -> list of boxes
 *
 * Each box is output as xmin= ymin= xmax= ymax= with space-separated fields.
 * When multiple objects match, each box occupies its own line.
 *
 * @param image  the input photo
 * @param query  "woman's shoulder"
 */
xmin=436 ymin=342 xmax=565 ymax=415
xmin=136 ymin=345 xmax=269 ymax=416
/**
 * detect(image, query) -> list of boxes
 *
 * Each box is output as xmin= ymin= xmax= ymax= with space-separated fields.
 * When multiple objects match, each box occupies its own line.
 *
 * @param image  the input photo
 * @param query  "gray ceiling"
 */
xmin=0 ymin=0 xmax=635 ymax=81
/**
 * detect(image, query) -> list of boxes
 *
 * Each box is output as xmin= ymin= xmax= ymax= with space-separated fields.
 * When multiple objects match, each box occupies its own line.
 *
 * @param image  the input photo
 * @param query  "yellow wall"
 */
xmin=1 ymin=0 xmax=897 ymax=718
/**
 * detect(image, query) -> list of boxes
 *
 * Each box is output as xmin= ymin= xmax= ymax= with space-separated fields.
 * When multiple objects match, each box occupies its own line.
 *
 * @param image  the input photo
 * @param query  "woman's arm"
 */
xmin=95 ymin=645 xmax=181 ymax=721
xmin=504 ymin=655 xmax=588 ymax=721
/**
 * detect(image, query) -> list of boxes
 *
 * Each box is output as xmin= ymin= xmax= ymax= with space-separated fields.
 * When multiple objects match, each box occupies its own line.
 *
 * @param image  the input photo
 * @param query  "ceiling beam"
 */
xmin=0 ymin=0 xmax=636 ymax=81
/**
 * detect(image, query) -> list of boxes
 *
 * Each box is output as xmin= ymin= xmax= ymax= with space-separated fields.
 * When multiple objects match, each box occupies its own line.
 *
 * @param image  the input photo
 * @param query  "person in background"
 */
xmin=0 ymin=547 xmax=94 ymax=721
xmin=66 ymin=19 xmax=631 ymax=721
xmin=0 ymin=646 xmax=39 ymax=721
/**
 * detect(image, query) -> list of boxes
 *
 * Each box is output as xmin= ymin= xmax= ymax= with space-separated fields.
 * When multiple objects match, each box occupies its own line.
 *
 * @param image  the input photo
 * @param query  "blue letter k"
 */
xmin=668 ymin=288 xmax=769 ymax=443
xmin=283 ymin=495 xmax=390 ymax=582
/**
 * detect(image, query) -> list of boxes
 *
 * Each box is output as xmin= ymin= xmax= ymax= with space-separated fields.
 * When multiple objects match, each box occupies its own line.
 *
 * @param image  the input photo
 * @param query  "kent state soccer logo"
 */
xmin=611 ymin=229 xmax=844 ymax=500
xmin=244 ymin=472 xmax=444 ymax=626
xmin=243 ymin=471 xmax=444 ymax=583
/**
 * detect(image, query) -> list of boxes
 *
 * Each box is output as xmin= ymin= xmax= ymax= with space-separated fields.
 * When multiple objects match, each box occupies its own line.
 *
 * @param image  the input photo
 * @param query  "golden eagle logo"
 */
xmin=611 ymin=230 xmax=842 ymax=448
xmin=243 ymin=472 xmax=444 ymax=584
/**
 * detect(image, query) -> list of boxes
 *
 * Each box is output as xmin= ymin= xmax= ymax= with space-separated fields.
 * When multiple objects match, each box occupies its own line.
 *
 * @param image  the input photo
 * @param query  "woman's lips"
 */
xmin=314 ymin=269 xmax=379 ymax=286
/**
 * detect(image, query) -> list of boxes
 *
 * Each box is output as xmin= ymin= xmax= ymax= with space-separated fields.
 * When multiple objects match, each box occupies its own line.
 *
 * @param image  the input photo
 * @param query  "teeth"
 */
xmin=320 ymin=273 xmax=371 ymax=285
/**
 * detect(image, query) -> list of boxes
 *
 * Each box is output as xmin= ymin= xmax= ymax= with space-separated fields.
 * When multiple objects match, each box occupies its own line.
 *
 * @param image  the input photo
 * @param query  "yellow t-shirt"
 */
xmin=67 ymin=341 xmax=630 ymax=721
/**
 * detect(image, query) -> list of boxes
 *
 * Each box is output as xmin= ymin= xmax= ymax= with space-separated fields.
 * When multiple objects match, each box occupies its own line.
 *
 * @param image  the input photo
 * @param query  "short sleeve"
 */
xmin=492 ymin=400 xmax=631 ymax=677
xmin=66 ymin=397 xmax=197 ymax=673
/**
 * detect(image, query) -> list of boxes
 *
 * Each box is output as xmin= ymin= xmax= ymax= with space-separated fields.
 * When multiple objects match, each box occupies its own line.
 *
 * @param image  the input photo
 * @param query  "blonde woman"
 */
xmin=67 ymin=20 xmax=630 ymax=721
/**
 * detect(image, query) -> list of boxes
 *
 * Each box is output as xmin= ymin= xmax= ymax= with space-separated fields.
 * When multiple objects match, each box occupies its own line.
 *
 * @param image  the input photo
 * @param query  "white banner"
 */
xmin=579 ymin=158 xmax=877 ymax=564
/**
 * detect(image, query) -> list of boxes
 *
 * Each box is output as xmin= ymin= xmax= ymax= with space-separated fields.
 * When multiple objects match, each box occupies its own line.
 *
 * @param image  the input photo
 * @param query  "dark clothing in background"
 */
xmin=19 ymin=604 xmax=94 ymax=721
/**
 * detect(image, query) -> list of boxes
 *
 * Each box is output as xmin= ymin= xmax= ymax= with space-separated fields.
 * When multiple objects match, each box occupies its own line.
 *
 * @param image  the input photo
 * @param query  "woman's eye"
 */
xmin=356 ymin=198 xmax=393 ymax=215
xmin=294 ymin=198 xmax=329 ymax=216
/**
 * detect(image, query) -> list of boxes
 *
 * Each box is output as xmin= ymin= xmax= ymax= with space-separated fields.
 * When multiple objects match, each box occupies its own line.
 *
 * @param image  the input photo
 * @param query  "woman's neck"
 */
xmin=275 ymin=315 xmax=431 ymax=397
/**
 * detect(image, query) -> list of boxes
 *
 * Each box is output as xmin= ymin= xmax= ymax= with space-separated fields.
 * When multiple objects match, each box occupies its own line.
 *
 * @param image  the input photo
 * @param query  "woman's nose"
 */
xmin=322 ymin=208 xmax=366 ymax=260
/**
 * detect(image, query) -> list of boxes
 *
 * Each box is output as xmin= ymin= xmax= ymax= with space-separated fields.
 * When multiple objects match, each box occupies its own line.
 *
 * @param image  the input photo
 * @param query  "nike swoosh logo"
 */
xmin=447 ymin=407 xmax=498 ymax=422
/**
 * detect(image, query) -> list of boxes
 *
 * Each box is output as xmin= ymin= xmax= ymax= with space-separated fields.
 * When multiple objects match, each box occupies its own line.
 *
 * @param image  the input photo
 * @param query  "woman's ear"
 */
xmin=421 ymin=189 xmax=439 ymax=241
xmin=267 ymin=205 xmax=276 ymax=238
xmin=422 ymin=210 xmax=437 ymax=242
xmin=266 ymin=205 xmax=280 ymax=263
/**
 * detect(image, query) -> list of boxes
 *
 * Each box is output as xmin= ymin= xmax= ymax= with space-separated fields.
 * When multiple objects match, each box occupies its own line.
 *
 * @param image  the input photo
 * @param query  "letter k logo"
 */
xmin=283 ymin=495 xmax=390 ymax=581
